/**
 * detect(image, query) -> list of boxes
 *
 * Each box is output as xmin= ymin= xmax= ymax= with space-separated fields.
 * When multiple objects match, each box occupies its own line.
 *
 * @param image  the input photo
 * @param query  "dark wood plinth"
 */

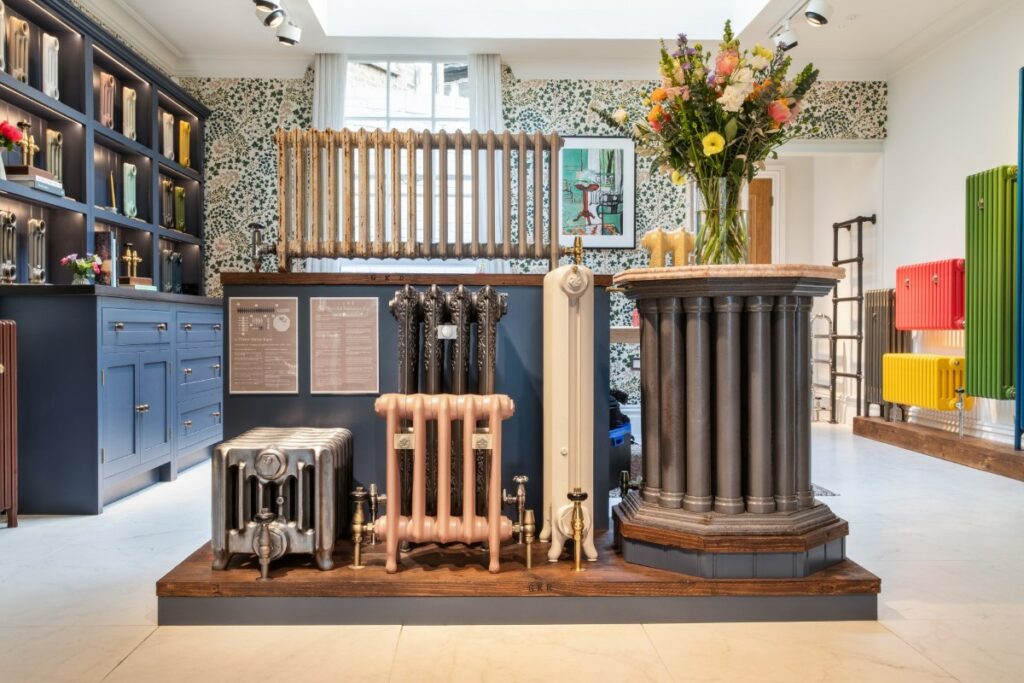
xmin=221 ymin=272 xmax=614 ymax=287
xmin=853 ymin=416 xmax=1024 ymax=482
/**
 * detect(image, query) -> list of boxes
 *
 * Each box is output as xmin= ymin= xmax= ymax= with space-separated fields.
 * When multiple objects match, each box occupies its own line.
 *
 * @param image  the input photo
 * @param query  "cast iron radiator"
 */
xmin=895 ymin=258 xmax=966 ymax=331
xmin=390 ymin=284 xmax=507 ymax=518
xmin=966 ymin=166 xmax=1018 ymax=399
xmin=211 ymin=427 xmax=353 ymax=571
xmin=882 ymin=354 xmax=973 ymax=412
xmin=374 ymin=393 xmax=515 ymax=573
xmin=0 ymin=320 xmax=16 ymax=528
xmin=864 ymin=289 xmax=911 ymax=418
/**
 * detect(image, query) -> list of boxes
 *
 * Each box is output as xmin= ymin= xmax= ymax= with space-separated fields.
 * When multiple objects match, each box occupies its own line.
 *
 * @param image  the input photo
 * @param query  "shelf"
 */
xmin=154 ymin=225 xmax=202 ymax=246
xmin=158 ymin=158 xmax=201 ymax=183
xmin=0 ymin=70 xmax=86 ymax=125
xmin=0 ymin=178 xmax=87 ymax=213
xmin=93 ymin=207 xmax=153 ymax=231
xmin=94 ymin=123 xmax=153 ymax=159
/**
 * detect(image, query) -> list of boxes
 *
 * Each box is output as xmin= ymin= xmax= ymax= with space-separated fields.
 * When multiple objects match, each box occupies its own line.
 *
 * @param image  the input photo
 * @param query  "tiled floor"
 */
xmin=1 ymin=425 xmax=1022 ymax=682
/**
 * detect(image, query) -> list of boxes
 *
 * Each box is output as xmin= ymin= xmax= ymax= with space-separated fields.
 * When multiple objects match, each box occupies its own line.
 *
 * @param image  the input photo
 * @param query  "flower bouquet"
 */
xmin=602 ymin=21 xmax=819 ymax=264
xmin=60 ymin=252 xmax=103 ymax=285
xmin=0 ymin=120 xmax=22 ymax=180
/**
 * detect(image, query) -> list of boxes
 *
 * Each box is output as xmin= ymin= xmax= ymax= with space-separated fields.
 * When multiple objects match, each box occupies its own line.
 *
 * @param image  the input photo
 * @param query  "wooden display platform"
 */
xmin=157 ymin=532 xmax=879 ymax=625
xmin=853 ymin=417 xmax=1024 ymax=482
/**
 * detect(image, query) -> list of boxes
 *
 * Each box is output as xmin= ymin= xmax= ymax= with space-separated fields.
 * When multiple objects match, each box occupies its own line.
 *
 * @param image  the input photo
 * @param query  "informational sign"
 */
xmin=228 ymin=297 xmax=299 ymax=394
xmin=310 ymin=297 xmax=379 ymax=394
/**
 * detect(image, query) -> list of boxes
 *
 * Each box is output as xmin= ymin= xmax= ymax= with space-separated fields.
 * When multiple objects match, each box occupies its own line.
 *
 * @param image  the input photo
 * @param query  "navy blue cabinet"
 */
xmin=0 ymin=286 xmax=222 ymax=513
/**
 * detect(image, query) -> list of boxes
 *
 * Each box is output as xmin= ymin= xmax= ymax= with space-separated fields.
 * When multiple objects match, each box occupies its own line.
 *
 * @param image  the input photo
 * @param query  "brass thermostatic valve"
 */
xmin=350 ymin=485 xmax=386 ymax=569
xmin=502 ymin=474 xmax=529 ymax=544
xmin=568 ymin=487 xmax=589 ymax=573
xmin=619 ymin=470 xmax=642 ymax=498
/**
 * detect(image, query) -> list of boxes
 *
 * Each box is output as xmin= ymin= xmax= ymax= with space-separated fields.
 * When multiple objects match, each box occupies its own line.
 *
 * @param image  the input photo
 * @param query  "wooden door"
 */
xmin=748 ymin=178 xmax=773 ymax=264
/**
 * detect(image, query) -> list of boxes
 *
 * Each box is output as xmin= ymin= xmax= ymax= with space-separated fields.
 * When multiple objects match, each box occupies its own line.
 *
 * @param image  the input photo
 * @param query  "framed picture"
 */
xmin=559 ymin=136 xmax=635 ymax=249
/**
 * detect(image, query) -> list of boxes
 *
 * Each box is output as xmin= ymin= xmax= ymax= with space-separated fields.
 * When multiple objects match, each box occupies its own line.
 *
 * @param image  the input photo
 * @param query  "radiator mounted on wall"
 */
xmin=895 ymin=258 xmax=966 ymax=331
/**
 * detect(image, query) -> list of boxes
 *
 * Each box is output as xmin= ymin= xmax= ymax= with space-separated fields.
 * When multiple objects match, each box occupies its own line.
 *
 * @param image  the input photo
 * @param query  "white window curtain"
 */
xmin=312 ymin=53 xmax=347 ymax=129
xmin=468 ymin=53 xmax=503 ymax=132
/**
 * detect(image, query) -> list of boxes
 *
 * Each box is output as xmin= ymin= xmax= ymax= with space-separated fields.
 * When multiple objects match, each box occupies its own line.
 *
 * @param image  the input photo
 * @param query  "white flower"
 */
xmin=749 ymin=55 xmax=770 ymax=70
xmin=733 ymin=67 xmax=754 ymax=85
xmin=612 ymin=108 xmax=629 ymax=125
xmin=716 ymin=82 xmax=753 ymax=112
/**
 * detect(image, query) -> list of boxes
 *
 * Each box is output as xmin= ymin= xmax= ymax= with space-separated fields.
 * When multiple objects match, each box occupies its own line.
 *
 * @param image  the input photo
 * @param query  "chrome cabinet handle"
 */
xmin=213 ymin=323 xmax=222 ymax=331
xmin=212 ymin=411 xmax=222 ymax=421
xmin=212 ymin=363 xmax=221 ymax=373
xmin=135 ymin=403 xmax=150 ymax=413
xmin=157 ymin=323 xmax=168 ymax=331
xmin=183 ymin=419 xmax=193 ymax=428
xmin=114 ymin=322 xmax=125 ymax=331
xmin=183 ymin=323 xmax=193 ymax=331
xmin=183 ymin=367 xmax=192 ymax=376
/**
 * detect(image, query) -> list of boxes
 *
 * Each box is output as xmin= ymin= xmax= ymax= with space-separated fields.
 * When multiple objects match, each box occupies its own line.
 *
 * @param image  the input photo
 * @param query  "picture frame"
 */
xmin=558 ymin=136 xmax=636 ymax=250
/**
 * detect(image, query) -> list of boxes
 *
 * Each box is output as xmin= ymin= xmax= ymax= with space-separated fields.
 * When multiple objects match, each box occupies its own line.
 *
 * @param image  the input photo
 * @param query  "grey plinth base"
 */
xmin=159 ymin=593 xmax=875 ymax=625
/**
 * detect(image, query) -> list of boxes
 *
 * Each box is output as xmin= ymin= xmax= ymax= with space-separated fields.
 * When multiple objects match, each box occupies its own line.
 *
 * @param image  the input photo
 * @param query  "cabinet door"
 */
xmin=101 ymin=353 xmax=140 ymax=477
xmin=139 ymin=349 xmax=172 ymax=463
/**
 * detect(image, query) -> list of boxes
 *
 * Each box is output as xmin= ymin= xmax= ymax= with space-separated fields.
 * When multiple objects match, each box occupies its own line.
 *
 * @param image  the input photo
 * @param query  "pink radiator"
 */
xmin=0 ymin=320 xmax=16 ymax=528
xmin=374 ymin=393 xmax=514 ymax=573
xmin=895 ymin=258 xmax=966 ymax=330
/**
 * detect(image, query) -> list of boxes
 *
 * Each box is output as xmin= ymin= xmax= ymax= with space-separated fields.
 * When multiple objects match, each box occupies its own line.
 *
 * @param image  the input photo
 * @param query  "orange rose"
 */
xmin=651 ymin=87 xmax=668 ymax=103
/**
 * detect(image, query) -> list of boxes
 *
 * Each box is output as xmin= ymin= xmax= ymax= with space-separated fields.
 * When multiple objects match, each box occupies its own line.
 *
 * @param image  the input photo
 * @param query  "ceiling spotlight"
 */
xmin=256 ymin=6 xmax=286 ymax=27
xmin=775 ymin=22 xmax=798 ymax=51
xmin=252 ymin=0 xmax=279 ymax=12
xmin=804 ymin=0 xmax=833 ymax=26
xmin=277 ymin=21 xmax=301 ymax=46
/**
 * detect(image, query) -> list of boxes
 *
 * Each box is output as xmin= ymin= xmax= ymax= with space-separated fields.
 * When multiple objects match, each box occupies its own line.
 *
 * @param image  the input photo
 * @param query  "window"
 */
xmin=344 ymin=59 xmax=470 ymax=132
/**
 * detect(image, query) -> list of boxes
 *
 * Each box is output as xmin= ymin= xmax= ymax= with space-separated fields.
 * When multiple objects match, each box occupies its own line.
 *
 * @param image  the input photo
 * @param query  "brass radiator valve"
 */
xmin=249 ymin=222 xmax=275 ymax=273
xmin=350 ymin=485 xmax=380 ymax=569
xmin=253 ymin=506 xmax=278 ymax=581
xmin=619 ymin=470 xmax=641 ymax=498
xmin=568 ymin=487 xmax=588 ymax=573
xmin=502 ymin=474 xmax=529 ymax=544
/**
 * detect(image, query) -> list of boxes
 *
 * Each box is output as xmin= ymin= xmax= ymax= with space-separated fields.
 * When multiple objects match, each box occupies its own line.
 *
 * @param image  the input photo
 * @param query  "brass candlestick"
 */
xmin=121 ymin=245 xmax=141 ymax=279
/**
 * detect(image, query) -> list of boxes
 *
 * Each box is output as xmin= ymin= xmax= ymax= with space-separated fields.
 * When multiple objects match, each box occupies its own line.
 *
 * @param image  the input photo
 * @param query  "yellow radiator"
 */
xmin=882 ymin=354 xmax=973 ymax=411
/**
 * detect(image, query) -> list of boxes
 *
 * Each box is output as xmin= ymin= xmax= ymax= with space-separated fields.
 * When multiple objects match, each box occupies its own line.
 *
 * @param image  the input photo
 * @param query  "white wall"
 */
xmin=883 ymin=0 xmax=1023 ymax=441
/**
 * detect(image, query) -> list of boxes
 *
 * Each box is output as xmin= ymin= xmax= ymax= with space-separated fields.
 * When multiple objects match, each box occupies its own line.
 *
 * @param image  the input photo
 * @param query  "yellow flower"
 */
xmin=753 ymin=43 xmax=774 ymax=61
xmin=670 ymin=169 xmax=686 ymax=186
xmin=702 ymin=132 xmax=726 ymax=156
xmin=651 ymin=87 xmax=668 ymax=102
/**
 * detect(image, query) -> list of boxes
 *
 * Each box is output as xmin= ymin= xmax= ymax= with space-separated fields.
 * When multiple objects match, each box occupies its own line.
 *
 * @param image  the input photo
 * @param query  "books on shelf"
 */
xmin=6 ymin=174 xmax=65 ymax=197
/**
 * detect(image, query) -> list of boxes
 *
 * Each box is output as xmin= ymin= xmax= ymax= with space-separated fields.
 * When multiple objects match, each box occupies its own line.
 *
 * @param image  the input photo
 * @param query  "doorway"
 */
xmin=748 ymin=177 xmax=774 ymax=264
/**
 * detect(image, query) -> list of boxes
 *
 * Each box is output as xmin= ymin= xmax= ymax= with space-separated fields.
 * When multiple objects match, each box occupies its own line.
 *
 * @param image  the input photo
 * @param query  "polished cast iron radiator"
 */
xmin=0 ymin=210 xmax=15 ymax=284
xmin=895 ymin=258 xmax=966 ymax=331
xmin=0 ymin=320 xmax=16 ymax=528
xmin=882 ymin=354 xmax=973 ymax=412
xmin=275 ymin=128 xmax=563 ymax=270
xmin=374 ymin=393 xmax=515 ymax=573
xmin=212 ymin=427 xmax=353 ymax=573
xmin=864 ymin=288 xmax=911 ymax=417
xmin=541 ymin=263 xmax=598 ymax=561
xmin=966 ymin=166 xmax=1017 ymax=399
xmin=390 ymin=284 xmax=507 ymax=518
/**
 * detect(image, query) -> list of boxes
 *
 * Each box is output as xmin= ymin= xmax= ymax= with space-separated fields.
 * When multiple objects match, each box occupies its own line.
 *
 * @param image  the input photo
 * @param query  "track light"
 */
xmin=276 ymin=21 xmax=301 ymax=46
xmin=775 ymin=22 xmax=798 ymax=51
xmin=256 ymin=6 xmax=286 ymax=27
xmin=252 ymin=0 xmax=279 ymax=12
xmin=804 ymin=0 xmax=832 ymax=26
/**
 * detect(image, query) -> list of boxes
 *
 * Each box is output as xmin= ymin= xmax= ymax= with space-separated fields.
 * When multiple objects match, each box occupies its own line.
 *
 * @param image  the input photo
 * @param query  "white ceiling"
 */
xmin=83 ymin=0 xmax=1013 ymax=80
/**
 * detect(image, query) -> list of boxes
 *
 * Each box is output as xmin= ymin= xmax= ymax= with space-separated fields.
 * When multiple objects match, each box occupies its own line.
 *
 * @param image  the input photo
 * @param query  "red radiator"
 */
xmin=0 ymin=320 xmax=16 ymax=528
xmin=895 ymin=259 xmax=966 ymax=331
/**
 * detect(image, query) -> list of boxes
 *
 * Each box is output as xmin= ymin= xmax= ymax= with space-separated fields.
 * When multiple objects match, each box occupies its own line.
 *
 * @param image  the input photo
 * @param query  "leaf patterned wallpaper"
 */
xmin=180 ymin=68 xmax=886 ymax=402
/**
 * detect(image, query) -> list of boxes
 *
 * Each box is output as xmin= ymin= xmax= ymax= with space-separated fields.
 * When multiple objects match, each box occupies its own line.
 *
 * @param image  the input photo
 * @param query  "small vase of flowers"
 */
xmin=0 ymin=120 xmax=22 ymax=180
xmin=61 ymin=253 xmax=102 ymax=285
xmin=602 ymin=21 xmax=819 ymax=264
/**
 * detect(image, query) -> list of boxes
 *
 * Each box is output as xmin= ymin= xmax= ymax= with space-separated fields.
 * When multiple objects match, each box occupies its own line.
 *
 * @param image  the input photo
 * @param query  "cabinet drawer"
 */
xmin=176 ymin=311 xmax=223 ymax=344
xmin=176 ymin=348 xmax=223 ymax=397
xmin=102 ymin=308 xmax=173 ymax=346
xmin=177 ymin=393 xmax=223 ymax=448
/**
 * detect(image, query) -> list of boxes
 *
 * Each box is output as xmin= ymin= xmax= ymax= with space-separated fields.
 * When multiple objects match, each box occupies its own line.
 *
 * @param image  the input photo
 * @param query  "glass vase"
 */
xmin=694 ymin=175 xmax=749 ymax=265
xmin=72 ymin=273 xmax=95 ymax=285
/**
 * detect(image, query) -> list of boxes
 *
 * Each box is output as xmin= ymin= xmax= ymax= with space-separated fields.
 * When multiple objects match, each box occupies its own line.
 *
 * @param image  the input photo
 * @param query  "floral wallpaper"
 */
xmin=180 ymin=67 xmax=885 ymax=402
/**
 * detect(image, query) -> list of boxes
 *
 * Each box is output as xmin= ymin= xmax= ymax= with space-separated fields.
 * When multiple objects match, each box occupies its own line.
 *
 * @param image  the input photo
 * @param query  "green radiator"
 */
xmin=966 ymin=165 xmax=1017 ymax=399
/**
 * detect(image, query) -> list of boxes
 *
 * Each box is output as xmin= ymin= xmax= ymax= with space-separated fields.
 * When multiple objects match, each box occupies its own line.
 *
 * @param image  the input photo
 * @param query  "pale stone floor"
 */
xmin=1 ymin=424 xmax=1022 ymax=682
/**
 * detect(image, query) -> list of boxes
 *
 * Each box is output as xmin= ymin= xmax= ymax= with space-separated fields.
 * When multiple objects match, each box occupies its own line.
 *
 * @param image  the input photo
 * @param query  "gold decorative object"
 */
xmin=640 ymin=227 xmax=694 ymax=267
xmin=15 ymin=121 xmax=38 ymax=166
xmin=569 ymin=487 xmax=587 ymax=572
xmin=108 ymin=170 xmax=117 ymax=212
xmin=178 ymin=120 xmax=191 ymax=167
xmin=121 ymin=245 xmax=142 ymax=279
xmin=99 ymin=72 xmax=116 ymax=128
xmin=6 ymin=15 xmax=28 ymax=83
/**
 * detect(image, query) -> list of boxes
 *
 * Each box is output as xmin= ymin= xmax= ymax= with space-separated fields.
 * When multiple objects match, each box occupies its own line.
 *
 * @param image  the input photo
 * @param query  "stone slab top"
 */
xmin=613 ymin=264 xmax=846 ymax=286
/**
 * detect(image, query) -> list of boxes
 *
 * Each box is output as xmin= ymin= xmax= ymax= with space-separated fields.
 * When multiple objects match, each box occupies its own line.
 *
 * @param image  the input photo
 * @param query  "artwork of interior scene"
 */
xmin=0 ymin=0 xmax=1022 ymax=681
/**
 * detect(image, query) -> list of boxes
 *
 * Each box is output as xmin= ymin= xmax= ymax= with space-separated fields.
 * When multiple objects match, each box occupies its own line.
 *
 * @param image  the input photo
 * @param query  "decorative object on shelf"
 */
xmin=0 ymin=119 xmax=22 ymax=181
xmin=160 ymin=110 xmax=174 ymax=160
xmin=160 ymin=178 xmax=174 ymax=227
xmin=41 ymin=33 xmax=60 ymax=100
xmin=558 ymin=136 xmax=635 ymax=249
xmin=45 ymin=130 xmax=62 ymax=184
xmin=27 ymin=218 xmax=45 ymax=284
xmin=600 ymin=23 xmax=819 ymax=264
xmin=161 ymin=248 xmax=182 ymax=293
xmin=94 ymin=226 xmax=116 ymax=286
xmin=99 ymin=71 xmax=116 ymax=128
xmin=0 ymin=210 xmax=15 ymax=283
xmin=174 ymin=185 xmax=186 ymax=231
xmin=118 ymin=242 xmax=151 ymax=286
xmin=6 ymin=15 xmax=28 ymax=83
xmin=5 ymin=121 xmax=62 ymax=196
xmin=122 ymin=87 xmax=137 ymax=140
xmin=541 ymin=246 xmax=599 ymax=565
xmin=123 ymin=163 xmax=137 ymax=218
xmin=894 ymin=258 xmax=966 ymax=330
xmin=640 ymin=227 xmax=694 ymax=267
xmin=211 ymin=427 xmax=354 ymax=575
xmin=882 ymin=354 xmax=972 ymax=412
xmin=59 ymin=252 xmax=101 ymax=285
xmin=13 ymin=121 xmax=36 ymax=167
xmin=0 ymin=3 xmax=6 ymax=72
xmin=178 ymin=120 xmax=191 ymax=167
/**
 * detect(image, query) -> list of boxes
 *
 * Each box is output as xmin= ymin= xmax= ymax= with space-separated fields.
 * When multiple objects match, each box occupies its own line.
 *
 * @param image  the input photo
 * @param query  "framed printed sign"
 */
xmin=559 ymin=136 xmax=636 ymax=249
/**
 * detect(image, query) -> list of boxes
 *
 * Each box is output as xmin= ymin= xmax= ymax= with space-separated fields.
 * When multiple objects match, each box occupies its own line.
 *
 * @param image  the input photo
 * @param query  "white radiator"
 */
xmin=541 ymin=263 xmax=598 ymax=562
xmin=122 ymin=87 xmax=136 ymax=140
xmin=123 ymin=163 xmax=137 ymax=218
xmin=0 ymin=3 xmax=7 ymax=72
xmin=161 ymin=111 xmax=174 ymax=160
xmin=41 ymin=33 xmax=59 ymax=100
xmin=6 ymin=15 xmax=27 ymax=83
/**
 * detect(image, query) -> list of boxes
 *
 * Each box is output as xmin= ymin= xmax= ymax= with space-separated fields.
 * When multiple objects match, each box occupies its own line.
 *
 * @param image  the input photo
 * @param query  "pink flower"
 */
xmin=665 ymin=86 xmax=690 ymax=100
xmin=768 ymin=99 xmax=792 ymax=125
xmin=60 ymin=256 xmax=69 ymax=266
xmin=93 ymin=262 xmax=101 ymax=274
xmin=716 ymin=50 xmax=739 ymax=77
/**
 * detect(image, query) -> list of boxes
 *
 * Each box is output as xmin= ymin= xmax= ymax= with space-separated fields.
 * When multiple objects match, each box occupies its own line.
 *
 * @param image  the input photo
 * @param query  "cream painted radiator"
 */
xmin=541 ymin=263 xmax=598 ymax=562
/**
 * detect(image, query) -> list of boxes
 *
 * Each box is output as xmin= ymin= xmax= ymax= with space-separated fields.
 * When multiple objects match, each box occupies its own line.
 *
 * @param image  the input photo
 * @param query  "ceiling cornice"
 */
xmin=72 ymin=0 xmax=184 ymax=74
